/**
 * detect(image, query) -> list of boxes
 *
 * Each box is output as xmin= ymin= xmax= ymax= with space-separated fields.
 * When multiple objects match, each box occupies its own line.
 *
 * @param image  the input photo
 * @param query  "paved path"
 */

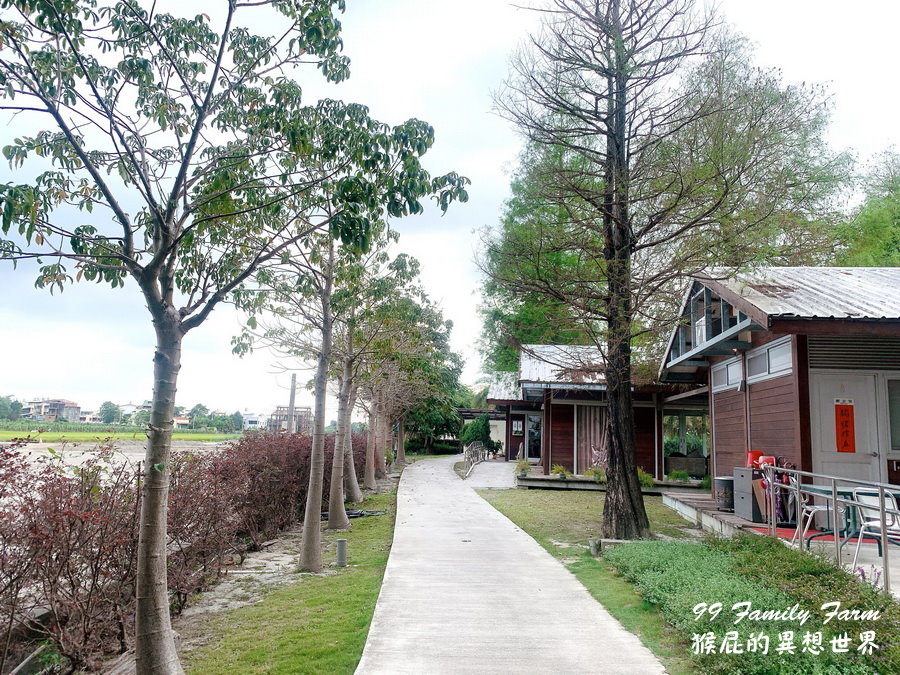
xmin=465 ymin=458 xmax=517 ymax=489
xmin=356 ymin=455 xmax=666 ymax=675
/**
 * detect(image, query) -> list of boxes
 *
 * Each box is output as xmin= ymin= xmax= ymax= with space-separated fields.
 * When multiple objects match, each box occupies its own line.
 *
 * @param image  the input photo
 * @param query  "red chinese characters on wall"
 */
xmin=834 ymin=399 xmax=856 ymax=453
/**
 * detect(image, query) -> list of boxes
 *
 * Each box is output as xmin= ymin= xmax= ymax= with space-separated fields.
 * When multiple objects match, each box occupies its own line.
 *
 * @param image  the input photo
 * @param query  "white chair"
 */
xmin=787 ymin=476 xmax=834 ymax=547
xmin=851 ymin=489 xmax=900 ymax=569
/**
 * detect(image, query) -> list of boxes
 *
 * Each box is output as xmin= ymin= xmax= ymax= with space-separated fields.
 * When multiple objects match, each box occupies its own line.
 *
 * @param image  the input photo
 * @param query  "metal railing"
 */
xmin=761 ymin=463 xmax=900 ymax=592
xmin=462 ymin=441 xmax=489 ymax=478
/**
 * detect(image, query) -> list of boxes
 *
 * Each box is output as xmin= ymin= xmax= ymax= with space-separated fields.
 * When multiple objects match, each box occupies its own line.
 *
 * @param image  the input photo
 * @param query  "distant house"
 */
xmin=487 ymin=345 xmax=703 ymax=477
xmin=79 ymin=411 xmax=103 ymax=424
xmin=22 ymin=398 xmax=81 ymax=423
xmin=241 ymin=411 xmax=268 ymax=431
xmin=173 ymin=416 xmax=191 ymax=429
xmin=658 ymin=267 xmax=900 ymax=484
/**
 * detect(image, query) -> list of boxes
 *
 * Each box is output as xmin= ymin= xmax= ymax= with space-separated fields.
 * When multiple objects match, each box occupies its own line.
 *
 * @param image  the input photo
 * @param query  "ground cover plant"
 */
xmin=606 ymin=539 xmax=894 ymax=674
xmin=0 ymin=432 xmax=366 ymax=672
xmin=184 ymin=491 xmax=397 ymax=674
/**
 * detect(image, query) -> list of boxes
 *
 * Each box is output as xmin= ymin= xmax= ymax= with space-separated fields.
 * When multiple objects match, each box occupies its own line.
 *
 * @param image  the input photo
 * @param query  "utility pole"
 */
xmin=287 ymin=372 xmax=297 ymax=433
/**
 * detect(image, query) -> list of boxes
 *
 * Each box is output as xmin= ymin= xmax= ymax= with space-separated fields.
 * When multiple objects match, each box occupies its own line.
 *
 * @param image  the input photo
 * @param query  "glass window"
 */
xmin=727 ymin=360 xmax=743 ymax=385
xmin=768 ymin=341 xmax=792 ymax=373
xmin=747 ymin=352 xmax=767 ymax=378
xmin=712 ymin=366 xmax=727 ymax=389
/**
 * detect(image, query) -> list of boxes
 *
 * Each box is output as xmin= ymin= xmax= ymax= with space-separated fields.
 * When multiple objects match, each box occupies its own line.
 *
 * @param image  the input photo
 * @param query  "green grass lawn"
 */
xmin=185 ymin=491 xmax=396 ymax=674
xmin=0 ymin=430 xmax=239 ymax=443
xmin=478 ymin=489 xmax=697 ymax=674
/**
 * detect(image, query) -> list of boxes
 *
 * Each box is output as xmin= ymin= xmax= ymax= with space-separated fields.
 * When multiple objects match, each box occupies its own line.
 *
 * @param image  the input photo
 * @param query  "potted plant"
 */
xmin=551 ymin=464 xmax=570 ymax=480
xmin=583 ymin=466 xmax=606 ymax=484
xmin=515 ymin=459 xmax=530 ymax=479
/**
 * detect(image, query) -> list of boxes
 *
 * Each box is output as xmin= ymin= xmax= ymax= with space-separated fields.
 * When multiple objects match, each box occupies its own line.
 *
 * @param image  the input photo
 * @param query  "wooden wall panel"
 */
xmin=713 ymin=389 xmax=747 ymax=476
xmin=550 ymin=404 xmax=574 ymax=471
xmin=633 ymin=407 xmax=656 ymax=476
xmin=748 ymin=374 xmax=801 ymax=468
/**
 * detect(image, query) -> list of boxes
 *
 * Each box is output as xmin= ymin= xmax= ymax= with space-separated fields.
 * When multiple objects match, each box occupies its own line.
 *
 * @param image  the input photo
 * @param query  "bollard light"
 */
xmin=336 ymin=538 xmax=348 ymax=567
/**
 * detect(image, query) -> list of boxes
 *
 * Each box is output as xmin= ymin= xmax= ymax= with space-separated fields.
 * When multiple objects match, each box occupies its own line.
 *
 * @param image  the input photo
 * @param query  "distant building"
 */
xmin=22 ymin=399 xmax=81 ymax=423
xmin=267 ymin=406 xmax=312 ymax=433
xmin=242 ymin=411 xmax=268 ymax=431
xmin=79 ymin=410 xmax=103 ymax=424
xmin=119 ymin=403 xmax=139 ymax=418
xmin=173 ymin=416 xmax=191 ymax=429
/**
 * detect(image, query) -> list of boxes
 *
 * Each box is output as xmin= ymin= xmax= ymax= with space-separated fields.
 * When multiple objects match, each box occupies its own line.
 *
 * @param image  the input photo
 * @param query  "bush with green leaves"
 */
xmin=666 ymin=470 xmax=691 ymax=482
xmin=637 ymin=467 xmax=655 ymax=488
xmin=605 ymin=539 xmax=890 ymax=674
xmin=459 ymin=413 xmax=500 ymax=454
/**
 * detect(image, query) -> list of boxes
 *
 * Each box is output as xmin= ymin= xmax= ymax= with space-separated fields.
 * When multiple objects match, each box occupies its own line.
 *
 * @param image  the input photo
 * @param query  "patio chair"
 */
xmin=850 ymin=489 xmax=900 ymax=569
xmin=787 ymin=476 xmax=834 ymax=548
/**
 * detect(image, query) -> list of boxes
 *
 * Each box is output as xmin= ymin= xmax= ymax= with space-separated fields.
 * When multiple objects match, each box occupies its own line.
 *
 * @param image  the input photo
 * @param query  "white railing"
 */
xmin=761 ymin=463 xmax=900 ymax=593
xmin=462 ymin=441 xmax=489 ymax=478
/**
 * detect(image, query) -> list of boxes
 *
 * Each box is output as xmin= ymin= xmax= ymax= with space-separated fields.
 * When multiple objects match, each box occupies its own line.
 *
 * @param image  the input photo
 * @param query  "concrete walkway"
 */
xmin=356 ymin=455 xmax=666 ymax=675
xmin=465 ymin=458 xmax=518 ymax=489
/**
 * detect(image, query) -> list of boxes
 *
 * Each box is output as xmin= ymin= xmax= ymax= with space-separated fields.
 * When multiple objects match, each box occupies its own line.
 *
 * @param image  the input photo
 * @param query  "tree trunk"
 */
xmin=327 ymin=361 xmax=352 ymax=529
xmin=135 ymin=311 xmax=185 ymax=675
xmin=374 ymin=399 xmax=387 ymax=479
xmin=600 ymin=0 xmax=650 ymax=540
xmin=343 ymin=385 xmax=364 ymax=503
xmin=300 ymin=249 xmax=334 ymax=572
xmin=395 ymin=414 xmax=406 ymax=464
xmin=364 ymin=408 xmax=377 ymax=490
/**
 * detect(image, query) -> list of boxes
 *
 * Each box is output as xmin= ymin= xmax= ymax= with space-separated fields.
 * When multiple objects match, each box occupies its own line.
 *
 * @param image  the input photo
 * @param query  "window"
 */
xmin=711 ymin=357 xmax=743 ymax=392
xmin=746 ymin=337 xmax=793 ymax=383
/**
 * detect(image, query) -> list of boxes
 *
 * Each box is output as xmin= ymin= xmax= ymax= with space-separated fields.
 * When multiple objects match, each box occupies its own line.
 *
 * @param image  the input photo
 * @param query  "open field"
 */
xmin=0 ymin=430 xmax=239 ymax=443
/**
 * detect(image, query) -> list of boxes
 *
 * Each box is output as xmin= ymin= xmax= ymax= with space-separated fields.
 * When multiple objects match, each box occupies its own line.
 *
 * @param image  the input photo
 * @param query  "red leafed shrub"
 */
xmin=18 ymin=448 xmax=140 ymax=672
xmin=0 ymin=431 xmax=368 ymax=672
xmin=221 ymin=432 xmax=367 ymax=549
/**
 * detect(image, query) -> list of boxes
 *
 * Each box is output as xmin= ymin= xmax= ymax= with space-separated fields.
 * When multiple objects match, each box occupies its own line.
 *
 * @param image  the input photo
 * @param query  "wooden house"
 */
xmin=487 ymin=345 xmax=706 ymax=477
xmin=658 ymin=267 xmax=900 ymax=483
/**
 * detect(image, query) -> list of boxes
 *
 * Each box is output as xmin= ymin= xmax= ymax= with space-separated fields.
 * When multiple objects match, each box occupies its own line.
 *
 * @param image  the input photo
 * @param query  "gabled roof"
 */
xmin=702 ymin=267 xmax=900 ymax=321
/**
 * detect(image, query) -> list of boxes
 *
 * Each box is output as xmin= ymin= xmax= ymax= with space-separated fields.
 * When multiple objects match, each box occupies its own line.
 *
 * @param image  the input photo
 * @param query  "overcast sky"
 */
xmin=1 ymin=0 xmax=898 ymax=417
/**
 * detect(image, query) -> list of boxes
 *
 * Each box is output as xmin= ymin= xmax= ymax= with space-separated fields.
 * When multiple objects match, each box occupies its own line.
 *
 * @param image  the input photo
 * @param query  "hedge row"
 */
xmin=0 ymin=432 xmax=365 ymax=672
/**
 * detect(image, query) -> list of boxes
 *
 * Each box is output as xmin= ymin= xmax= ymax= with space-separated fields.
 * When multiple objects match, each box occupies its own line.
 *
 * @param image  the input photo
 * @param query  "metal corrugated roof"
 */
xmin=486 ymin=372 xmax=520 ymax=401
xmin=519 ymin=344 xmax=606 ymax=385
xmin=709 ymin=267 xmax=900 ymax=320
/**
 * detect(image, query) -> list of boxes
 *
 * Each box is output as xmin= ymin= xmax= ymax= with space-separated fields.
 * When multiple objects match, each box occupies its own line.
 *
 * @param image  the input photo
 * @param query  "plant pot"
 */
xmin=518 ymin=471 xmax=528 ymax=479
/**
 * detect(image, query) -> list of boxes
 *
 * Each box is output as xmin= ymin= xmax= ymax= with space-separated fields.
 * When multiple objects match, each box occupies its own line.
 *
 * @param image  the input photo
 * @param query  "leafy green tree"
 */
xmin=230 ymin=411 xmax=243 ymax=431
xmin=838 ymin=149 xmax=900 ymax=265
xmin=132 ymin=409 xmax=151 ymax=426
xmin=98 ymin=401 xmax=122 ymax=425
xmin=494 ymin=0 xmax=847 ymax=539
xmin=0 ymin=396 xmax=21 ymax=420
xmin=0 ymin=1 xmax=465 ymax=669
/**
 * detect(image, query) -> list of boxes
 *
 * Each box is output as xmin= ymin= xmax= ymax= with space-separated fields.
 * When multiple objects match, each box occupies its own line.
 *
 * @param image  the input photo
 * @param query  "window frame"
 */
xmin=745 ymin=336 xmax=794 ymax=385
xmin=711 ymin=356 xmax=743 ymax=393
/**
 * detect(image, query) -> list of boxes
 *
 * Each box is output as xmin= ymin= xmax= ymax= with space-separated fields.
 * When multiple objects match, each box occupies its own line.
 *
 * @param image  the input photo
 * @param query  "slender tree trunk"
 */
xmin=600 ymin=0 xmax=650 ymax=540
xmin=364 ymin=408 xmax=377 ymax=490
xmin=374 ymin=401 xmax=387 ymax=478
xmin=135 ymin=311 xmax=185 ymax=675
xmin=343 ymin=385 xmax=364 ymax=503
xmin=327 ymin=363 xmax=351 ymax=529
xmin=395 ymin=414 xmax=406 ymax=464
xmin=300 ymin=249 xmax=335 ymax=572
